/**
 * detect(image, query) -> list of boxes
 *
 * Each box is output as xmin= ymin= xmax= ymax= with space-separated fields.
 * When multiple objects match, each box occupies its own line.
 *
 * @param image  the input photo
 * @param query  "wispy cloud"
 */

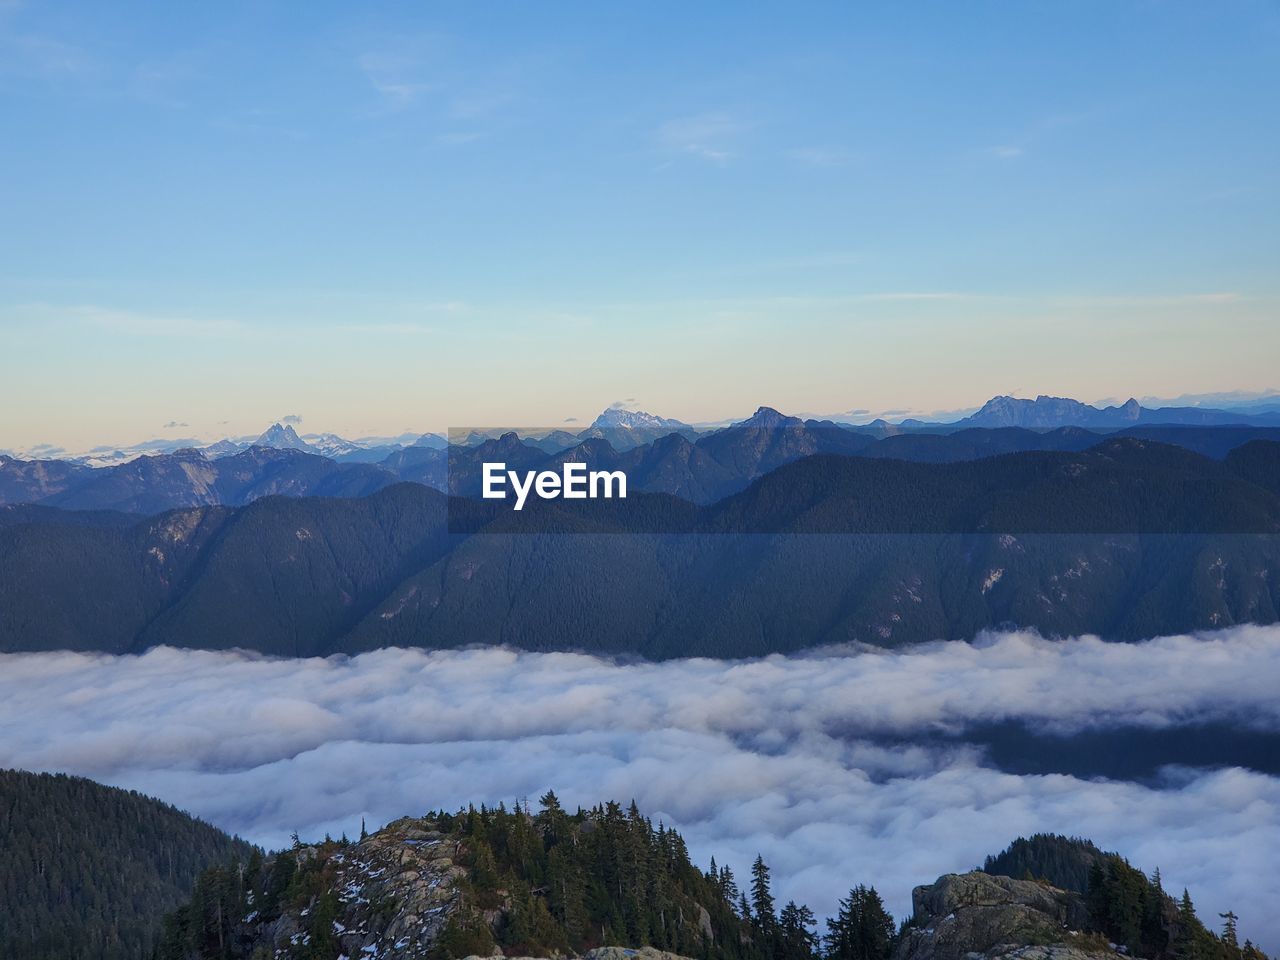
xmin=1063 ymin=292 xmax=1246 ymax=307
xmin=5 ymin=302 xmax=487 ymax=341
xmin=857 ymin=291 xmax=973 ymax=301
xmin=0 ymin=31 xmax=92 ymax=81
xmin=355 ymin=36 xmax=531 ymax=130
xmin=129 ymin=52 xmax=203 ymax=109
xmin=16 ymin=304 xmax=252 ymax=338
xmin=357 ymin=47 xmax=437 ymax=110
xmin=333 ymin=321 xmax=440 ymax=335
xmin=436 ymin=130 xmax=483 ymax=145
xmin=785 ymin=146 xmax=858 ymax=168
xmin=658 ymin=112 xmax=743 ymax=164
xmin=987 ymin=144 xmax=1025 ymax=159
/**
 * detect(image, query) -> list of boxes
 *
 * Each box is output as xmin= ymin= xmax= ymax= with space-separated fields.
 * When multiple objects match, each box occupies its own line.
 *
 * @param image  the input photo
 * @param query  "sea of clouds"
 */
xmin=2 ymin=625 xmax=1279 ymax=951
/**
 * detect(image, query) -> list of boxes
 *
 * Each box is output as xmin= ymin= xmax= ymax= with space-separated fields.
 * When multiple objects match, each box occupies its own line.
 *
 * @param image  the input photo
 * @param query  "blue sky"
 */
xmin=1 ymin=1 xmax=1278 ymax=449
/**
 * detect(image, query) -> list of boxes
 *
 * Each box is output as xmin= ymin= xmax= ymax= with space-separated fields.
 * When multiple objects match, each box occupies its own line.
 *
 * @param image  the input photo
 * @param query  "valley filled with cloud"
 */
xmin=3 ymin=627 xmax=1277 ymax=950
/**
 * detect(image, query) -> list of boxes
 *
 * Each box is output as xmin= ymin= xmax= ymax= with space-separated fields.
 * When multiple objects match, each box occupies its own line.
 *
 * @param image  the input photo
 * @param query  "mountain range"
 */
xmin=7 ymin=392 xmax=1280 ymax=469
xmin=944 ymin=394 xmax=1280 ymax=429
xmin=3 ymin=439 xmax=1279 ymax=658
xmin=6 ymin=404 xmax=1280 ymax=515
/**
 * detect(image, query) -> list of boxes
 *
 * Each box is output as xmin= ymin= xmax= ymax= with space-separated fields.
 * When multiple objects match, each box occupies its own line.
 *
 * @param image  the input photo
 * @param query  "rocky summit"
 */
xmin=155 ymin=801 xmax=1266 ymax=960
xmin=464 ymin=950 xmax=694 ymax=960
xmin=239 ymin=818 xmax=467 ymax=959
xmin=894 ymin=872 xmax=1115 ymax=960
xmin=159 ymin=799 xmax=739 ymax=960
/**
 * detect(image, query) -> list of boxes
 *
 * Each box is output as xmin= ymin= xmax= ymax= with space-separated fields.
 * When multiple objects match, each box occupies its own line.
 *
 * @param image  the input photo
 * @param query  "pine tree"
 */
xmin=825 ymin=885 xmax=894 ymax=960
xmin=547 ymin=843 xmax=586 ymax=943
xmin=1220 ymin=912 xmax=1241 ymax=958
xmin=779 ymin=900 xmax=818 ymax=960
xmin=1172 ymin=890 xmax=1206 ymax=960
xmin=537 ymin=790 xmax=568 ymax=848
xmin=751 ymin=855 xmax=776 ymax=934
xmin=856 ymin=887 xmax=894 ymax=960
xmin=721 ymin=865 xmax=740 ymax=903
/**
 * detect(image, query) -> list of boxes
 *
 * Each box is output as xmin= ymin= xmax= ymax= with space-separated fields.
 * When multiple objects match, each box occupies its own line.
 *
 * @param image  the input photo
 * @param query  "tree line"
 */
xmin=153 ymin=803 xmax=1273 ymax=960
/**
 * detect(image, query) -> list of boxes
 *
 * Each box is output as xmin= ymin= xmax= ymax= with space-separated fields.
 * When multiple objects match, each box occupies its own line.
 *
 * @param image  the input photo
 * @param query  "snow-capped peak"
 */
xmin=254 ymin=423 xmax=311 ymax=451
xmin=590 ymin=407 xmax=687 ymax=431
xmin=303 ymin=433 xmax=365 ymax=457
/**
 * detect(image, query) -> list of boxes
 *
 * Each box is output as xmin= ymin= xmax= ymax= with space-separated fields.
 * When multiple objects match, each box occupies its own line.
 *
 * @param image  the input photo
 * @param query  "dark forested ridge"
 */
xmin=983 ymin=834 xmax=1115 ymax=894
xmin=3 ymin=441 xmax=1280 ymax=657
xmin=155 ymin=795 xmax=1271 ymax=960
xmin=0 ymin=769 xmax=255 ymax=960
xmin=982 ymin=834 xmax=1269 ymax=960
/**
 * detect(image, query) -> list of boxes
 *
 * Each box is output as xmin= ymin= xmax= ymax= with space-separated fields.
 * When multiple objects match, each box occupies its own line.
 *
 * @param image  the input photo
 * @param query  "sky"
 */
xmin=1 ymin=0 xmax=1278 ymax=450
xmin=3 ymin=626 xmax=1279 ymax=951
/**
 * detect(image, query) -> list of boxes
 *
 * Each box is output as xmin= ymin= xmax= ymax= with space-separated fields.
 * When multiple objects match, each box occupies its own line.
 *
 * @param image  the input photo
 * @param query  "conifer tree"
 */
xmin=720 ymin=864 xmax=740 ymax=903
xmin=751 ymin=855 xmax=776 ymax=934
xmin=779 ymin=900 xmax=819 ymax=960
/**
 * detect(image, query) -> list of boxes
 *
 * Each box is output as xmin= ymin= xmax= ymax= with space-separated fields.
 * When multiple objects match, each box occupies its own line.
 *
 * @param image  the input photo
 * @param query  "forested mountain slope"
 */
xmin=2 ymin=443 xmax=1279 ymax=657
xmin=0 ymin=769 xmax=255 ymax=960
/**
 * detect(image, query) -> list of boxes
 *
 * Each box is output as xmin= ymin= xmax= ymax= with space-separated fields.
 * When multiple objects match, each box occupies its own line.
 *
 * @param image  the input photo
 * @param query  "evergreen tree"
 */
xmin=825 ymin=885 xmax=894 ymax=960
xmin=1172 ymin=890 xmax=1210 ymax=960
xmin=720 ymin=865 xmax=740 ymax=903
xmin=779 ymin=900 xmax=819 ymax=960
xmin=751 ymin=855 xmax=777 ymax=934
xmin=1221 ymin=913 xmax=1240 ymax=949
xmin=856 ymin=887 xmax=895 ymax=960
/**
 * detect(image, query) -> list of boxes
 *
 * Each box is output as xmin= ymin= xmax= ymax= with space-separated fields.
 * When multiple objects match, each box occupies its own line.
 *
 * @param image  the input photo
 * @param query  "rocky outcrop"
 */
xmin=240 ymin=817 xmax=468 ymax=959
xmin=463 ymin=949 xmax=695 ymax=960
xmin=894 ymin=872 xmax=1120 ymax=960
xmin=232 ymin=819 xmax=704 ymax=960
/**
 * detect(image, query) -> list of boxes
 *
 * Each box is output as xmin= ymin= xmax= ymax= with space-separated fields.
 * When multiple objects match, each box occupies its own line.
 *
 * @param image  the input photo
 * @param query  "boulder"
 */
xmin=894 ymin=872 xmax=1115 ymax=960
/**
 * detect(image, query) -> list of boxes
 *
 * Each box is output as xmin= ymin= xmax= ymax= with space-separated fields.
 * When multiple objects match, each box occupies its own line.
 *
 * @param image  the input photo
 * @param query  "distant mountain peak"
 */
xmin=966 ymin=395 xmax=1116 ymax=429
xmin=590 ymin=407 xmax=688 ymax=431
xmin=203 ymin=438 xmax=244 ymax=458
xmin=580 ymin=407 xmax=696 ymax=451
xmin=254 ymin=422 xmax=310 ymax=451
xmin=740 ymin=406 xmax=801 ymax=429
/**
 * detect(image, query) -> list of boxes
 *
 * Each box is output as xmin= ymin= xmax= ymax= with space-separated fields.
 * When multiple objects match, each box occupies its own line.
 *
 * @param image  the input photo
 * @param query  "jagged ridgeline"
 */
xmin=156 ymin=796 xmax=1276 ymax=960
xmin=0 ymin=769 xmax=255 ymax=960
xmin=156 ymin=793 xmax=763 ymax=960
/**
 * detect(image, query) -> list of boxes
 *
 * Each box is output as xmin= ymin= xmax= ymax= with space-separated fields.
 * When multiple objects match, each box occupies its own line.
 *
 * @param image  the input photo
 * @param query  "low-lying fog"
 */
xmin=2 ymin=626 xmax=1278 ymax=951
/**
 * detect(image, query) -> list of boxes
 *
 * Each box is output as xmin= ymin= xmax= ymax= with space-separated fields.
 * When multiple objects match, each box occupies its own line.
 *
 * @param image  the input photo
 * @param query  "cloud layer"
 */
xmin=2 ymin=627 xmax=1278 ymax=950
